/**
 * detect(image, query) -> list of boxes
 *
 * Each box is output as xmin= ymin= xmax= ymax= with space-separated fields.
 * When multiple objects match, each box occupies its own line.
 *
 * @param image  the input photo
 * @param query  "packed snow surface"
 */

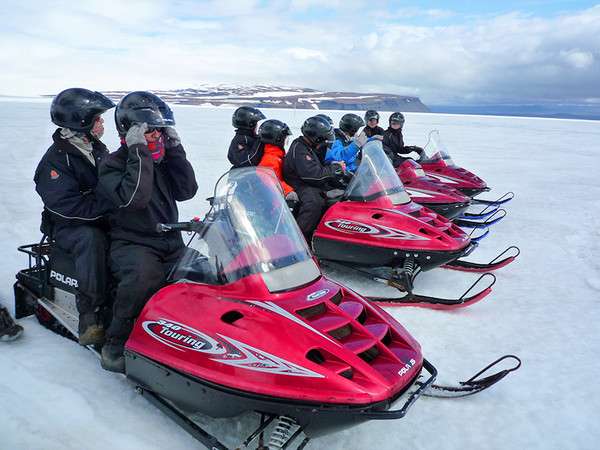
xmin=1 ymin=99 xmax=599 ymax=449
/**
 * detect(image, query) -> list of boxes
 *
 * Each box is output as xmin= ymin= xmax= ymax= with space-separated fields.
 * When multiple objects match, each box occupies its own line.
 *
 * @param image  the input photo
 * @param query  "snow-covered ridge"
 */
xmin=102 ymin=84 xmax=432 ymax=112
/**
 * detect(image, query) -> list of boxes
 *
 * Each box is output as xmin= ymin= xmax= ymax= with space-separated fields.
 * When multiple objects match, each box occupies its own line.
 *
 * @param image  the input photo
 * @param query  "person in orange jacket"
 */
xmin=257 ymin=119 xmax=298 ymax=209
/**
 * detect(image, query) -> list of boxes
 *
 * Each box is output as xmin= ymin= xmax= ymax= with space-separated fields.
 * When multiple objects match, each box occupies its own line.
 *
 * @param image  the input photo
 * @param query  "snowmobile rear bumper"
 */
xmin=125 ymin=349 xmax=437 ymax=439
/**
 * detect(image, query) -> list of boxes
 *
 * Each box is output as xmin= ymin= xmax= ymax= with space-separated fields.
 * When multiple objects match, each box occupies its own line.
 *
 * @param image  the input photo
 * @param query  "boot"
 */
xmin=76 ymin=295 xmax=105 ymax=346
xmin=101 ymin=338 xmax=126 ymax=373
xmin=0 ymin=305 xmax=24 ymax=342
xmin=78 ymin=312 xmax=105 ymax=346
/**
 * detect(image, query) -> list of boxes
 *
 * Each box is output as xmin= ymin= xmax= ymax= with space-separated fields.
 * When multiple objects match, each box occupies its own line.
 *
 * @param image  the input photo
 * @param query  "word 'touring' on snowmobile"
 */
xmin=312 ymin=141 xmax=519 ymax=309
xmin=14 ymin=167 xmax=520 ymax=449
xmin=417 ymin=130 xmax=514 ymax=206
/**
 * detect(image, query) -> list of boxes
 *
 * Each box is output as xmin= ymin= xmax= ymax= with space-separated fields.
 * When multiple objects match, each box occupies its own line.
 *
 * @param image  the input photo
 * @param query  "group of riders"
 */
xmin=1 ymin=88 xmax=424 ymax=374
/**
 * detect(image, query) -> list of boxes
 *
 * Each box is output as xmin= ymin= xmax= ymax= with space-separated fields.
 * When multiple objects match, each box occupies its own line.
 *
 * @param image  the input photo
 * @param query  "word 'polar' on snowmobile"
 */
xmin=396 ymin=158 xmax=507 ymax=229
xmin=13 ymin=167 xmax=521 ymax=449
xmin=417 ymin=130 xmax=514 ymax=206
xmin=312 ymin=141 xmax=519 ymax=308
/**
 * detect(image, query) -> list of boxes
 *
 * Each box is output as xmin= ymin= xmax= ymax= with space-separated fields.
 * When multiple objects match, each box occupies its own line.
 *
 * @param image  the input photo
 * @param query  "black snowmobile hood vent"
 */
xmin=296 ymin=302 xmax=327 ymax=319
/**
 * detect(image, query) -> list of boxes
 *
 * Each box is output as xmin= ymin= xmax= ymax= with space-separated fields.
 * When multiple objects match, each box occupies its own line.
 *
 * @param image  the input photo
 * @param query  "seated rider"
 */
xmin=256 ymin=119 xmax=299 ymax=209
xmin=363 ymin=109 xmax=385 ymax=137
xmin=325 ymin=113 xmax=368 ymax=171
xmin=382 ymin=112 xmax=425 ymax=167
xmin=227 ymin=106 xmax=266 ymax=168
xmin=282 ymin=116 xmax=346 ymax=244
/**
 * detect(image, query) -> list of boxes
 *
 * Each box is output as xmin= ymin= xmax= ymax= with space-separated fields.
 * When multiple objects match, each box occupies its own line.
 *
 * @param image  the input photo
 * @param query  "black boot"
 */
xmin=101 ymin=338 xmax=126 ymax=373
xmin=0 ymin=305 xmax=24 ymax=342
xmin=101 ymin=316 xmax=133 ymax=374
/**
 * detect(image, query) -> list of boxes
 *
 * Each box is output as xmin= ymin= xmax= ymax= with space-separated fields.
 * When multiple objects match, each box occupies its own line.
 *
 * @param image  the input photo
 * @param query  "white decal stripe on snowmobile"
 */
xmin=405 ymin=188 xmax=438 ymax=199
xmin=214 ymin=334 xmax=325 ymax=378
xmin=248 ymin=301 xmax=340 ymax=346
xmin=426 ymin=173 xmax=461 ymax=184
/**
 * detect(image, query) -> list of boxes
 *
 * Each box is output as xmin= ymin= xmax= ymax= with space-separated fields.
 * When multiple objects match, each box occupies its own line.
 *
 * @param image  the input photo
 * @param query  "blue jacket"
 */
xmin=325 ymin=128 xmax=360 ymax=171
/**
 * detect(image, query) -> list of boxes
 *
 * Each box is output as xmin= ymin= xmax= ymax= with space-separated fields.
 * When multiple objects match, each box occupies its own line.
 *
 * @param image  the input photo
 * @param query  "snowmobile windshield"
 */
xmin=419 ymin=130 xmax=455 ymax=166
xmin=344 ymin=140 xmax=411 ymax=205
xmin=170 ymin=167 xmax=319 ymax=292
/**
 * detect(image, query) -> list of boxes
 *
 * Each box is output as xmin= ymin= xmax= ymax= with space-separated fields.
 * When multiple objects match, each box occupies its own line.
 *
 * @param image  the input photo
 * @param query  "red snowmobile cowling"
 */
xmin=418 ymin=130 xmax=489 ymax=197
xmin=396 ymin=158 xmax=471 ymax=219
xmin=312 ymin=141 xmax=472 ymax=272
xmin=124 ymin=167 xmax=434 ymax=439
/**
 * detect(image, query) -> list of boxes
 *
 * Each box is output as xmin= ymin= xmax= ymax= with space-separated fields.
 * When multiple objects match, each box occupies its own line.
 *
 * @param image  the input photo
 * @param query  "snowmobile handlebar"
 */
xmin=156 ymin=218 xmax=204 ymax=233
xmin=360 ymin=359 xmax=437 ymax=420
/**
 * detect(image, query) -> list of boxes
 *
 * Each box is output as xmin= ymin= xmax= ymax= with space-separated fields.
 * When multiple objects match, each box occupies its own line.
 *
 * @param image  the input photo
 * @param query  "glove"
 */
xmin=354 ymin=131 xmax=368 ymax=149
xmin=126 ymin=123 xmax=148 ymax=147
xmin=326 ymin=189 xmax=345 ymax=198
xmin=285 ymin=191 xmax=299 ymax=203
xmin=163 ymin=127 xmax=181 ymax=148
xmin=371 ymin=135 xmax=384 ymax=141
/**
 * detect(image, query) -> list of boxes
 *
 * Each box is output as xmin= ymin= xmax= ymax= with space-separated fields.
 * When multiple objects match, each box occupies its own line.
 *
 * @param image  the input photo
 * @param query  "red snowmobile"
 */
xmin=312 ymin=141 xmax=519 ymax=308
xmin=417 ymin=130 xmax=514 ymax=205
xmin=14 ymin=167 xmax=520 ymax=449
xmin=397 ymin=158 xmax=507 ymax=229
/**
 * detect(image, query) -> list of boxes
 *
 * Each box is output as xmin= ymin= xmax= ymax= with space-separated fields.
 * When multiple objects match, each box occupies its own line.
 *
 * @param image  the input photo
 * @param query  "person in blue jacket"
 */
xmin=324 ymin=113 xmax=368 ymax=171
xmin=34 ymin=88 xmax=115 ymax=346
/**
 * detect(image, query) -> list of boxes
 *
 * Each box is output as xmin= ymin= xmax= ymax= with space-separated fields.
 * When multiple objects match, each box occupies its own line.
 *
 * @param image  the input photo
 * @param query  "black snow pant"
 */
xmin=105 ymin=239 xmax=184 ymax=343
xmin=53 ymin=225 xmax=108 ymax=313
xmin=295 ymin=185 xmax=326 ymax=243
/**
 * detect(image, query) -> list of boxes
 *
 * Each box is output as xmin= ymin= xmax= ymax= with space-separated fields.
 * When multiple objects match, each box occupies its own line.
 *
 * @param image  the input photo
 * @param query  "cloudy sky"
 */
xmin=1 ymin=0 xmax=599 ymax=106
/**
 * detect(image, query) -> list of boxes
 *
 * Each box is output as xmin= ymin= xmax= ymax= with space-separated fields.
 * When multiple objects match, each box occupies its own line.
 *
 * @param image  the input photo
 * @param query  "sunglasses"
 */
xmin=145 ymin=127 xmax=163 ymax=134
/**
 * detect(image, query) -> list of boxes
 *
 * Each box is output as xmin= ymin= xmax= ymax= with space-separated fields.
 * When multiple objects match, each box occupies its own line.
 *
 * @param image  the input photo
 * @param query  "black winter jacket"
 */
xmin=227 ymin=129 xmax=264 ymax=168
xmin=363 ymin=125 xmax=384 ymax=138
xmin=282 ymin=137 xmax=342 ymax=190
xmin=34 ymin=129 xmax=111 ymax=234
xmin=383 ymin=127 xmax=416 ymax=167
xmin=98 ymin=141 xmax=198 ymax=250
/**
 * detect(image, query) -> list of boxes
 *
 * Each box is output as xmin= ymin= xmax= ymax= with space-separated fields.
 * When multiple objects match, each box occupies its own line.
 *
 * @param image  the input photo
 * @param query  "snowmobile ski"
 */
xmin=320 ymin=259 xmax=496 ymax=309
xmin=443 ymin=246 xmax=520 ymax=272
xmin=460 ymin=203 xmax=502 ymax=220
xmin=419 ymin=355 xmax=522 ymax=398
xmin=453 ymin=208 xmax=506 ymax=228
xmin=468 ymin=226 xmax=489 ymax=242
xmin=471 ymin=191 xmax=514 ymax=206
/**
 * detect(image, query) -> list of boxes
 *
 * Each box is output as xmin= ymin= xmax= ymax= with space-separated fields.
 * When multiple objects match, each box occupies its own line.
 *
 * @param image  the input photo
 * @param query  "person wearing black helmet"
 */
xmin=314 ymin=113 xmax=334 ymax=164
xmin=325 ymin=113 xmax=366 ymax=171
xmin=382 ymin=112 xmax=424 ymax=167
xmin=228 ymin=106 xmax=266 ymax=168
xmin=97 ymin=91 xmax=198 ymax=373
xmin=34 ymin=87 xmax=115 ymax=346
xmin=282 ymin=116 xmax=346 ymax=243
xmin=257 ymin=119 xmax=297 ymax=208
xmin=363 ymin=110 xmax=384 ymax=137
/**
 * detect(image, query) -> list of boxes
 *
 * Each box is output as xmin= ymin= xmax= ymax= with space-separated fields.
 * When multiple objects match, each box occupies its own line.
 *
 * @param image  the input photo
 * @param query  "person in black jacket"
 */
xmin=34 ymin=88 xmax=115 ymax=346
xmin=98 ymin=91 xmax=198 ymax=373
xmin=382 ymin=112 xmax=424 ymax=167
xmin=282 ymin=116 xmax=346 ymax=243
xmin=227 ymin=106 xmax=266 ymax=168
xmin=363 ymin=110 xmax=385 ymax=137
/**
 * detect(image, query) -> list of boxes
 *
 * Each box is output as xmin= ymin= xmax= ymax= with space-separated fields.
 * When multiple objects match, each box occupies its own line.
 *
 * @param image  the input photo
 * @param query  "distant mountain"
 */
xmin=103 ymin=85 xmax=432 ymax=113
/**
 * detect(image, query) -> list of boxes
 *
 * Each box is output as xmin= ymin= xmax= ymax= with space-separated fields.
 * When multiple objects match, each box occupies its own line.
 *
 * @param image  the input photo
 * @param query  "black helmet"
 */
xmin=232 ymin=106 xmax=266 ymax=130
xmin=258 ymin=119 xmax=292 ymax=146
xmin=339 ymin=113 xmax=365 ymax=136
xmin=301 ymin=116 xmax=335 ymax=145
xmin=364 ymin=109 xmax=380 ymax=122
xmin=51 ymin=88 xmax=115 ymax=132
xmin=115 ymin=91 xmax=175 ymax=135
xmin=315 ymin=113 xmax=334 ymax=126
xmin=389 ymin=112 xmax=405 ymax=127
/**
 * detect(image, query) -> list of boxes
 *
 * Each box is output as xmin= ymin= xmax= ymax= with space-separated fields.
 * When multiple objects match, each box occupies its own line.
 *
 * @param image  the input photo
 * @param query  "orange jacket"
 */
xmin=259 ymin=143 xmax=294 ymax=196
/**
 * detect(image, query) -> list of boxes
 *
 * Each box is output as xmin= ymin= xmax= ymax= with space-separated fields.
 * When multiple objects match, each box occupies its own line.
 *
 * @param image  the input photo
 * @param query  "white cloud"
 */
xmin=0 ymin=2 xmax=598 ymax=107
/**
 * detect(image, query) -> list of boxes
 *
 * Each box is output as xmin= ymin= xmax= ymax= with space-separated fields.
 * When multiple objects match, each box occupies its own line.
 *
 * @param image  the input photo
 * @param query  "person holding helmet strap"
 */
xmin=282 ymin=116 xmax=346 ymax=243
xmin=34 ymin=87 xmax=115 ymax=346
xmin=98 ymin=91 xmax=198 ymax=373
xmin=228 ymin=106 xmax=266 ymax=168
